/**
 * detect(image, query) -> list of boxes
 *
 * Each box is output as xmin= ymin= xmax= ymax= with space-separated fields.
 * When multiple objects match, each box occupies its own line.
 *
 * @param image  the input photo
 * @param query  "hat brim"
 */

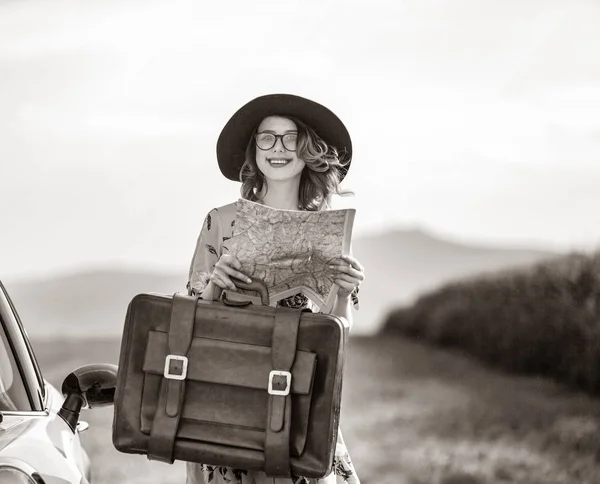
xmin=216 ymin=94 xmax=352 ymax=182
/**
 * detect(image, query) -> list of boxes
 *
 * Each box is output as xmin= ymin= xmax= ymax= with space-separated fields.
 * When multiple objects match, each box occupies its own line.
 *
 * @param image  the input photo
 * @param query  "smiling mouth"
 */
xmin=267 ymin=158 xmax=293 ymax=167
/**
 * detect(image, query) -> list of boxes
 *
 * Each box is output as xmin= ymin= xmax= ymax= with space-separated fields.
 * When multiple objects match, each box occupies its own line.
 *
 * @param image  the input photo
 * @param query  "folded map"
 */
xmin=228 ymin=198 xmax=356 ymax=313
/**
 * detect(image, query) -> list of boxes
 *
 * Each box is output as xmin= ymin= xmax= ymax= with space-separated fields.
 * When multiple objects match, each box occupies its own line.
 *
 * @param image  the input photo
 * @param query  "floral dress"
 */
xmin=185 ymin=201 xmax=360 ymax=484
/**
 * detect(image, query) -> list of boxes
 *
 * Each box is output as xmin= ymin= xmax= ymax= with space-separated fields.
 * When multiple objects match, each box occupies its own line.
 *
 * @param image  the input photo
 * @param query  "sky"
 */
xmin=1 ymin=0 xmax=600 ymax=280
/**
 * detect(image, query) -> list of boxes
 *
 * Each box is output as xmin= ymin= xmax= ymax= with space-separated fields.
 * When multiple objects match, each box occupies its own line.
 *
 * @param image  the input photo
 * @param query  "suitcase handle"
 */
xmin=214 ymin=276 xmax=270 ymax=306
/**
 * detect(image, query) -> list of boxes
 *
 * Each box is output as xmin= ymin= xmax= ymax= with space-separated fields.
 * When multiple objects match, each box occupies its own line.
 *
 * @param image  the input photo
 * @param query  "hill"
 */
xmin=3 ymin=228 xmax=559 ymax=337
xmin=3 ymin=270 xmax=185 ymax=338
xmin=349 ymin=228 xmax=559 ymax=333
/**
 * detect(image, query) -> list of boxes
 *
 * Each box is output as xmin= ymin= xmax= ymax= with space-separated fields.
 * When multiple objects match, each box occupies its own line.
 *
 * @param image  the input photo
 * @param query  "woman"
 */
xmin=186 ymin=94 xmax=364 ymax=484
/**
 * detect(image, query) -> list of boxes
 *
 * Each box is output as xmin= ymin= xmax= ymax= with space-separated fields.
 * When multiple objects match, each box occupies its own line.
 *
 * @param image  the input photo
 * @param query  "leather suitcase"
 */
xmin=112 ymin=279 xmax=348 ymax=478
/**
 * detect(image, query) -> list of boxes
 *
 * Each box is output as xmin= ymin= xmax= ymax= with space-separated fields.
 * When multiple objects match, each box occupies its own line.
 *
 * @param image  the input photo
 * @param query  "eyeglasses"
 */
xmin=255 ymin=132 xmax=298 ymax=151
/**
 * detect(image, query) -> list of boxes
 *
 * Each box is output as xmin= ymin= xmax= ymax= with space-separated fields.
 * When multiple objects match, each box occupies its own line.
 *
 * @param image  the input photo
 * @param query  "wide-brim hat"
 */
xmin=216 ymin=94 xmax=352 ymax=182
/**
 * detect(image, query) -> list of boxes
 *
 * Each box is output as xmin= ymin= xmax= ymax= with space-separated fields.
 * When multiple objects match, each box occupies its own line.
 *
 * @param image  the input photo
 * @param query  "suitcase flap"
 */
xmin=142 ymin=330 xmax=316 ymax=395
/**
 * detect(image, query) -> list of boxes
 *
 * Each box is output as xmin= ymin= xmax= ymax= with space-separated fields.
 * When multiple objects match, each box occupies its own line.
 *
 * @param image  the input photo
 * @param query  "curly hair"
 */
xmin=239 ymin=116 xmax=352 ymax=211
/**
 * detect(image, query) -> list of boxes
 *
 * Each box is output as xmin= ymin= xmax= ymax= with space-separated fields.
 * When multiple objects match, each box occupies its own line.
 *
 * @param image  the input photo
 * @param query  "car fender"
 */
xmin=0 ymin=382 xmax=90 ymax=483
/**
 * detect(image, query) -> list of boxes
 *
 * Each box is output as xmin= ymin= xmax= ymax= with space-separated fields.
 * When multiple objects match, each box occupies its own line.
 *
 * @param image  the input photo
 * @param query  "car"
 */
xmin=0 ymin=280 xmax=117 ymax=483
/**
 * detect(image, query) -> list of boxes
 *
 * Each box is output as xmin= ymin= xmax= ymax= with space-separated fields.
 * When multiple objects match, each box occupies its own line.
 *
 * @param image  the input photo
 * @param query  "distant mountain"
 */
xmin=349 ymin=228 xmax=559 ymax=334
xmin=3 ymin=228 xmax=560 ymax=338
xmin=3 ymin=270 xmax=186 ymax=338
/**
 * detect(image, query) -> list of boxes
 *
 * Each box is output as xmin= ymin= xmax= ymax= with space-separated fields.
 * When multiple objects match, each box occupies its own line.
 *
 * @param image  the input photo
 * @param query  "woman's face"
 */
xmin=255 ymin=116 xmax=305 ymax=182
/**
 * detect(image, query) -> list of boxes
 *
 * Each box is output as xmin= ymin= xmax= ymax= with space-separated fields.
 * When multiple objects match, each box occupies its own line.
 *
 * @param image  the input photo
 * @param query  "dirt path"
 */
xmin=341 ymin=335 xmax=600 ymax=484
xmin=33 ymin=335 xmax=600 ymax=484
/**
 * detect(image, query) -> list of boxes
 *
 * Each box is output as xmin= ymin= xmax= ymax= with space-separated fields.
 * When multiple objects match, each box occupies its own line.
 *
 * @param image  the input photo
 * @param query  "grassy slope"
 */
xmin=31 ymin=335 xmax=600 ymax=484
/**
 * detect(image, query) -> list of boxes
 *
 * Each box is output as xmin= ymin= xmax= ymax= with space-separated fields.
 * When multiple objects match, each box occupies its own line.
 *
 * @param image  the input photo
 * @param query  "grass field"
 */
xmin=30 ymin=335 xmax=600 ymax=484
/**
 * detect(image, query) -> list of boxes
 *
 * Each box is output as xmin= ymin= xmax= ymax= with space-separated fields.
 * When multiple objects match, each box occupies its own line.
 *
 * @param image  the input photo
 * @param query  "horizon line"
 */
xmin=3 ymin=229 xmax=595 ymax=285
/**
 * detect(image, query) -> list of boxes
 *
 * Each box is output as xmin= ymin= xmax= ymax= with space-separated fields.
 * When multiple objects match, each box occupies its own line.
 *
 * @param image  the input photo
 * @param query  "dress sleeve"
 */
xmin=351 ymin=287 xmax=360 ymax=310
xmin=187 ymin=209 xmax=221 ymax=297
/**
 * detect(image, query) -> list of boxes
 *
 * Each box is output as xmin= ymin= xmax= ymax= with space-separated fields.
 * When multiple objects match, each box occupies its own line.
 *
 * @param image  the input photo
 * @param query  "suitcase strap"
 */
xmin=264 ymin=307 xmax=302 ymax=477
xmin=147 ymin=293 xmax=198 ymax=464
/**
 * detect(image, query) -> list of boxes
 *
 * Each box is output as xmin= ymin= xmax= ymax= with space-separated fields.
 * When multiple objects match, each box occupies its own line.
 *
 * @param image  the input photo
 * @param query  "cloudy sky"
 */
xmin=1 ymin=0 xmax=600 ymax=280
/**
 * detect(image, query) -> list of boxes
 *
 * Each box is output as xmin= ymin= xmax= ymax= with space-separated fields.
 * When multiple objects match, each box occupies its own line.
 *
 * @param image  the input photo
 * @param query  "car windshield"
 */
xmin=0 ymin=321 xmax=30 ymax=411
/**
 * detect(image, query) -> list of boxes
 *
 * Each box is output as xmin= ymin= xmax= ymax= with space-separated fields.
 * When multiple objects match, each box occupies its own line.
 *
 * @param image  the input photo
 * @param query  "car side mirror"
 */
xmin=59 ymin=363 xmax=118 ymax=432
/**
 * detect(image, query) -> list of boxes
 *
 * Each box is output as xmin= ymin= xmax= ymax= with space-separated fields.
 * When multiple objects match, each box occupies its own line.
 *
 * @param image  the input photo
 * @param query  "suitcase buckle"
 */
xmin=268 ymin=370 xmax=292 ymax=396
xmin=164 ymin=354 xmax=188 ymax=380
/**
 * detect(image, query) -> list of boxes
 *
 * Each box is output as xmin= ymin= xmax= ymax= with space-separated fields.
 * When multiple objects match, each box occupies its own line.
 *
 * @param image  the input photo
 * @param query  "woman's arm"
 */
xmin=331 ymin=294 xmax=353 ymax=331
xmin=197 ymin=280 xmax=218 ymax=300
xmin=329 ymin=254 xmax=364 ymax=331
xmin=187 ymin=209 xmax=221 ymax=297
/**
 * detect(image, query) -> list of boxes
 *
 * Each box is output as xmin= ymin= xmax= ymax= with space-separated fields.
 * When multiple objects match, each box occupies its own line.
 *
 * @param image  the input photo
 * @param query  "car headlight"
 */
xmin=0 ymin=465 xmax=45 ymax=484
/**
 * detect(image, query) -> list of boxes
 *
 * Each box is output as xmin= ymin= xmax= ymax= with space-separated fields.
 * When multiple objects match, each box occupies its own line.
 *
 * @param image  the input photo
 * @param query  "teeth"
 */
xmin=269 ymin=160 xmax=290 ymax=165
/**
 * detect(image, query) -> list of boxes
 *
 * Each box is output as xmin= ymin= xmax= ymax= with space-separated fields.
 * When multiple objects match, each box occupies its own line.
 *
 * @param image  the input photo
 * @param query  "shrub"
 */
xmin=382 ymin=250 xmax=600 ymax=394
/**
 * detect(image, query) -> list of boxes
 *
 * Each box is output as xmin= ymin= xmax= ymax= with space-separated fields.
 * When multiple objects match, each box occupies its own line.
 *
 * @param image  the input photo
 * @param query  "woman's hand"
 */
xmin=329 ymin=255 xmax=365 ymax=301
xmin=210 ymin=254 xmax=252 ymax=291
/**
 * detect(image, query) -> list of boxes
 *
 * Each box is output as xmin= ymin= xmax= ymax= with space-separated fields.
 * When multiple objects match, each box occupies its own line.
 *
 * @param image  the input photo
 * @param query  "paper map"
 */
xmin=228 ymin=198 xmax=356 ymax=313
